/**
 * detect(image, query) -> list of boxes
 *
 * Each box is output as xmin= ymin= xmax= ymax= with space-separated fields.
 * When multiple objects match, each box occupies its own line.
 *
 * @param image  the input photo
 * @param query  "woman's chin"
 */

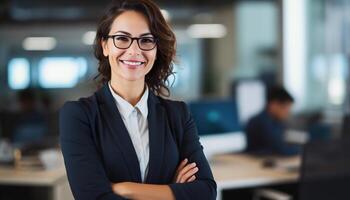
xmin=121 ymin=74 xmax=145 ymax=82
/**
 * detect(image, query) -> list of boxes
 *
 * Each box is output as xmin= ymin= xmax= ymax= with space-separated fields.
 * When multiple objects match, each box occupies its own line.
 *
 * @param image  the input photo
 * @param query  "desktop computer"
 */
xmin=188 ymin=98 xmax=246 ymax=159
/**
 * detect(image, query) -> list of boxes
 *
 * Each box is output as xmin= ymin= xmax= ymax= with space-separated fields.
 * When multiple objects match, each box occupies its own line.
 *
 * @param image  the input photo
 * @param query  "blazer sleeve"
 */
xmin=59 ymin=101 xmax=126 ymax=200
xmin=169 ymin=102 xmax=217 ymax=200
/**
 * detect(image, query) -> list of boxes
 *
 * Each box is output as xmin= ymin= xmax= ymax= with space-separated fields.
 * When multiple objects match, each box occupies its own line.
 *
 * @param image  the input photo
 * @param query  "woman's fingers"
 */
xmin=173 ymin=159 xmax=199 ymax=183
xmin=173 ymin=159 xmax=188 ymax=182
xmin=187 ymin=175 xmax=196 ymax=182
xmin=176 ymin=162 xmax=196 ymax=182
xmin=176 ymin=162 xmax=198 ymax=183
xmin=175 ymin=158 xmax=188 ymax=174
xmin=179 ymin=166 xmax=199 ymax=183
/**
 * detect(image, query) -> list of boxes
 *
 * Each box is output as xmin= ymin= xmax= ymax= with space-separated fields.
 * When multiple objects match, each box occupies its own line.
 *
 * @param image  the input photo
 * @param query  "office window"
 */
xmin=8 ymin=58 xmax=30 ymax=89
xmin=38 ymin=57 xmax=87 ymax=88
xmin=168 ymin=30 xmax=202 ymax=100
xmin=236 ymin=80 xmax=266 ymax=124
xmin=283 ymin=0 xmax=307 ymax=111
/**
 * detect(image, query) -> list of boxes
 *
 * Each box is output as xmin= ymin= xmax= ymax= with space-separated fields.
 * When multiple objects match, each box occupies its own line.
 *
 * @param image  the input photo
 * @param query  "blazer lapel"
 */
xmin=96 ymin=84 xmax=142 ymax=182
xmin=145 ymin=92 xmax=166 ymax=183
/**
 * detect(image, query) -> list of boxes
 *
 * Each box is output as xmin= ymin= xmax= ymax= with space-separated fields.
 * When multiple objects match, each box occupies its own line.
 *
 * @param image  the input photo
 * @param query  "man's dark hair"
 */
xmin=266 ymin=86 xmax=294 ymax=103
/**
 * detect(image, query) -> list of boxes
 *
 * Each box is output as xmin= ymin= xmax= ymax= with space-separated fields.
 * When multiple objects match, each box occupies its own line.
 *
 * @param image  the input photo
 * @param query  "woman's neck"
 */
xmin=110 ymin=78 xmax=145 ymax=106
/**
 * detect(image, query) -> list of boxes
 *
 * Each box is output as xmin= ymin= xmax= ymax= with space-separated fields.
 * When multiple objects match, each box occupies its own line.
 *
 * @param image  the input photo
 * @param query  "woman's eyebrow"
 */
xmin=113 ymin=31 xmax=153 ymax=37
xmin=140 ymin=33 xmax=153 ymax=37
xmin=114 ymin=31 xmax=131 ymax=35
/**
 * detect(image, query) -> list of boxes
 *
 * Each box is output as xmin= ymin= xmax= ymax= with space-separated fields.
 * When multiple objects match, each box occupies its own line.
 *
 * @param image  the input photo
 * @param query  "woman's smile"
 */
xmin=119 ymin=59 xmax=146 ymax=69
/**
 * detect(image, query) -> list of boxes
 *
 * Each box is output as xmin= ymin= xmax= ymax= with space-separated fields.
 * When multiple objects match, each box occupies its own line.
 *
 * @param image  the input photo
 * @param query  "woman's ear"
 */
xmin=101 ymin=40 xmax=109 ymax=57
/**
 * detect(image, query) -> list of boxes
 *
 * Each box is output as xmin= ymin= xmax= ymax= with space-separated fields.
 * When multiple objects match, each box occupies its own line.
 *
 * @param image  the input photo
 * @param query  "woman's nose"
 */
xmin=126 ymin=39 xmax=142 ymax=55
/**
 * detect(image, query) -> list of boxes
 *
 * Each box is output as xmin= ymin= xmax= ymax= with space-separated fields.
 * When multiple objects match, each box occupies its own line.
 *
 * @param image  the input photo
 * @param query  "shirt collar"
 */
xmin=108 ymin=82 xmax=149 ymax=119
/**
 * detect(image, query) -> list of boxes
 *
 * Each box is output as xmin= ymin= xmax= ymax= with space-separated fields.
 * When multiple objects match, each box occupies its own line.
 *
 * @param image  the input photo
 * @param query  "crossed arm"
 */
xmin=111 ymin=158 xmax=198 ymax=200
xmin=60 ymin=101 xmax=216 ymax=200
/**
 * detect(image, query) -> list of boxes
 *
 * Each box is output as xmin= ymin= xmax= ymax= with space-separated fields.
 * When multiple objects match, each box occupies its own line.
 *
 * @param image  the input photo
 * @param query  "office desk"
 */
xmin=211 ymin=154 xmax=300 ymax=200
xmin=0 ymin=153 xmax=299 ymax=200
xmin=0 ymin=166 xmax=73 ymax=200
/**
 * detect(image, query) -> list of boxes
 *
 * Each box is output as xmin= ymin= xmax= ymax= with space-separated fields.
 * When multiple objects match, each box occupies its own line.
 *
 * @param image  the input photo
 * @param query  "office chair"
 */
xmin=254 ymin=138 xmax=350 ymax=200
xmin=342 ymin=114 xmax=350 ymax=139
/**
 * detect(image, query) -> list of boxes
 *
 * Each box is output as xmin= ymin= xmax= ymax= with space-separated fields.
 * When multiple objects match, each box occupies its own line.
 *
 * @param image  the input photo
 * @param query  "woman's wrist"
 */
xmin=112 ymin=182 xmax=175 ymax=200
xmin=112 ymin=182 xmax=137 ymax=198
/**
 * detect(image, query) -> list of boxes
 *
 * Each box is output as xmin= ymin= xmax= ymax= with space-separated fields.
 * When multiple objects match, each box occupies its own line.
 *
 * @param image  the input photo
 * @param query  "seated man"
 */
xmin=245 ymin=86 xmax=300 ymax=156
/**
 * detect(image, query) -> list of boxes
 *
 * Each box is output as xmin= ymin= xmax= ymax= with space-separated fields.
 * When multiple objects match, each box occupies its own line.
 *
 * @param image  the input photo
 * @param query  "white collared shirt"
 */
xmin=108 ymin=82 xmax=149 ymax=182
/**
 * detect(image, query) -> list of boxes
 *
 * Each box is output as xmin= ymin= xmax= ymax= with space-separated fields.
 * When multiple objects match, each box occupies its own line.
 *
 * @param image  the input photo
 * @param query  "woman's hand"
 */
xmin=173 ymin=158 xmax=199 ymax=183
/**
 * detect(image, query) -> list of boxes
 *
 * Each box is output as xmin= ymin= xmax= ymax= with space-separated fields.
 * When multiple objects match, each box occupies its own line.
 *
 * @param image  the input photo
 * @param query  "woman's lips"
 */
xmin=119 ymin=60 xmax=146 ymax=69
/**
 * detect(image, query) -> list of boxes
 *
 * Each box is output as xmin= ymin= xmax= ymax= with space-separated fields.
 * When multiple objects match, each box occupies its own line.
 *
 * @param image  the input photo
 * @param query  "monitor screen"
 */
xmin=189 ymin=99 xmax=241 ymax=135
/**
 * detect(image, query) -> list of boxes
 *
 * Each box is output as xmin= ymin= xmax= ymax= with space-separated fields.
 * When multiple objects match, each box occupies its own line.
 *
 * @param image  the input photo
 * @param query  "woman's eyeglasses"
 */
xmin=106 ymin=35 xmax=157 ymax=51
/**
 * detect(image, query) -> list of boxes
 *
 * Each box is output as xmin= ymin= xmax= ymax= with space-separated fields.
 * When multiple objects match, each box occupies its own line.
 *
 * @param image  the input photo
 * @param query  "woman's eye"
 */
xmin=140 ymin=38 xmax=155 ymax=43
xmin=115 ymin=36 xmax=129 ymax=42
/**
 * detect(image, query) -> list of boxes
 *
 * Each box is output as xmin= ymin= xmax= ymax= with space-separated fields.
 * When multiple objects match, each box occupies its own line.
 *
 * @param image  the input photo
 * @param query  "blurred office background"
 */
xmin=0 ymin=0 xmax=350 ymax=199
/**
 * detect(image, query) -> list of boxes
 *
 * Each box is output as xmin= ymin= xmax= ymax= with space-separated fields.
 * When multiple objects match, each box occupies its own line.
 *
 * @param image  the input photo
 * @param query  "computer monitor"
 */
xmin=189 ymin=99 xmax=241 ymax=135
xmin=234 ymin=79 xmax=266 ymax=125
xmin=188 ymin=99 xmax=246 ymax=158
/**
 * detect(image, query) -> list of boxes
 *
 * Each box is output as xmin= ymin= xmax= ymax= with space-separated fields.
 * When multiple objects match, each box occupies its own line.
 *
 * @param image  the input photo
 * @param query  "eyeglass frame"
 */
xmin=105 ymin=34 xmax=158 ymax=51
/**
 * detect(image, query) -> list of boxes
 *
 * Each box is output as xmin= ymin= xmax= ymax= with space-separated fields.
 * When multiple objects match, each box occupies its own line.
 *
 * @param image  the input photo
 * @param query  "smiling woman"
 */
xmin=59 ymin=0 xmax=216 ymax=200
xmin=101 ymin=10 xmax=158 ymax=96
xmin=94 ymin=0 xmax=176 ymax=97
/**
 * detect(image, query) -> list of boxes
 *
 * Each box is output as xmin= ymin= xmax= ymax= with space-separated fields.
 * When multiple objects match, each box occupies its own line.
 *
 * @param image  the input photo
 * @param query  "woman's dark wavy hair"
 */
xmin=94 ymin=0 xmax=176 ymax=96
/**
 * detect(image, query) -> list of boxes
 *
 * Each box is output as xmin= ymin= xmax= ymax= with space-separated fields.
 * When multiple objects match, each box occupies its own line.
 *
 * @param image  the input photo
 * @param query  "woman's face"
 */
xmin=102 ymin=11 xmax=157 ymax=83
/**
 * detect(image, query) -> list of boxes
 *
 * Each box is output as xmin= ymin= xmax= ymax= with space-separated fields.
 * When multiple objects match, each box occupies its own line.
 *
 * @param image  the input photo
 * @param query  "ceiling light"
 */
xmin=22 ymin=37 xmax=57 ymax=51
xmin=161 ymin=9 xmax=171 ymax=21
xmin=82 ymin=31 xmax=96 ymax=45
xmin=187 ymin=24 xmax=227 ymax=38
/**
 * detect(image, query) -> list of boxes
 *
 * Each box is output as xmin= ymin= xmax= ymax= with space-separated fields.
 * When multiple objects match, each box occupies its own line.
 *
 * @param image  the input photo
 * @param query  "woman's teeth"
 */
xmin=121 ymin=60 xmax=144 ymax=66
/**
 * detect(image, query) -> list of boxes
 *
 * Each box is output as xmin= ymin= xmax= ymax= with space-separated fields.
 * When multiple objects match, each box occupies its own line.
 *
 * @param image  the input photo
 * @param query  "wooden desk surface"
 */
xmin=0 ymin=153 xmax=299 ymax=198
xmin=0 ymin=166 xmax=67 ymax=186
xmin=211 ymin=153 xmax=300 ymax=190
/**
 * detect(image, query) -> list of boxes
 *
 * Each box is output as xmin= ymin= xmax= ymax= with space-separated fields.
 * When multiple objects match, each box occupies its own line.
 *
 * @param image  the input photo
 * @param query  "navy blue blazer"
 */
xmin=59 ymin=83 xmax=217 ymax=200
